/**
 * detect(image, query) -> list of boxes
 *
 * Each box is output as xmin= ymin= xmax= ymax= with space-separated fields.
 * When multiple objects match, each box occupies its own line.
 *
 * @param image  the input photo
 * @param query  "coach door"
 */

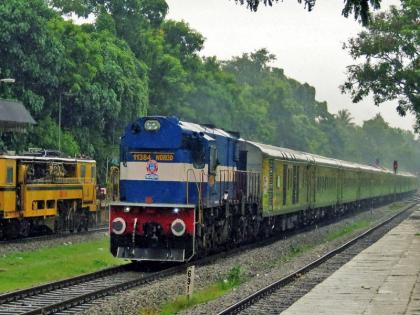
xmin=337 ymin=168 xmax=343 ymax=203
xmin=308 ymin=164 xmax=316 ymax=207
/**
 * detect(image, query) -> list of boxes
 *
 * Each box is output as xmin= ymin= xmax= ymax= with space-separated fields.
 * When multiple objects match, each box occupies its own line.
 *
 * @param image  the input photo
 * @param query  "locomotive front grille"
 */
xmin=116 ymin=246 xmax=185 ymax=261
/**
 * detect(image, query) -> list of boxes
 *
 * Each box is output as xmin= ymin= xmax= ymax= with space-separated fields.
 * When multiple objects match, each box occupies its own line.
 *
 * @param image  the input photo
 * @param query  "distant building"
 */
xmin=0 ymin=99 xmax=35 ymax=132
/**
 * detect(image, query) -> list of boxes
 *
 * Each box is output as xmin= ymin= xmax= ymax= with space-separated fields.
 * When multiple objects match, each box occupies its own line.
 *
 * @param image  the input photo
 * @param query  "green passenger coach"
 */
xmin=246 ymin=142 xmax=417 ymax=217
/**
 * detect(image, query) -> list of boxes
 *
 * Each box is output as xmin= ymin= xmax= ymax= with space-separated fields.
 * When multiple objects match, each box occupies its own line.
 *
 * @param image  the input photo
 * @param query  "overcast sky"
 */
xmin=165 ymin=0 xmax=415 ymax=131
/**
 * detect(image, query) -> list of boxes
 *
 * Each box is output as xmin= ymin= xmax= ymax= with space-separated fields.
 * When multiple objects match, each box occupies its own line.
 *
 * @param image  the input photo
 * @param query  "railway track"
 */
xmin=0 ymin=262 xmax=180 ymax=315
xmin=0 ymin=199 xmax=416 ymax=315
xmin=0 ymin=226 xmax=108 ymax=246
xmin=217 ymin=201 xmax=418 ymax=315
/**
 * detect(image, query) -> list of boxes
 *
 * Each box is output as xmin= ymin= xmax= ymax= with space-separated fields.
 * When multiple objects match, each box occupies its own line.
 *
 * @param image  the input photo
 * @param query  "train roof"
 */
xmin=247 ymin=141 xmax=416 ymax=177
xmin=179 ymin=120 xmax=237 ymax=140
xmin=0 ymin=154 xmax=96 ymax=163
xmin=179 ymin=118 xmax=416 ymax=178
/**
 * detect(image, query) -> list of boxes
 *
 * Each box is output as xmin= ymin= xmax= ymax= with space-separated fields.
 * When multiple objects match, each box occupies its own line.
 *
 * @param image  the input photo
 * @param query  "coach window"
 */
xmin=81 ymin=165 xmax=86 ymax=178
xmin=6 ymin=167 xmax=13 ymax=184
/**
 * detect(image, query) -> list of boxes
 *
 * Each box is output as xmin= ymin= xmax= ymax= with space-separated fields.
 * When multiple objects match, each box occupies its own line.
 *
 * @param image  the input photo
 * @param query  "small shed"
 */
xmin=0 ymin=99 xmax=36 ymax=132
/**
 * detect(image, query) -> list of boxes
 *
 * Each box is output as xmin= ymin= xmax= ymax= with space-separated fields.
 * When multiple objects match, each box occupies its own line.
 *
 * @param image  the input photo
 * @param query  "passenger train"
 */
xmin=109 ymin=116 xmax=417 ymax=262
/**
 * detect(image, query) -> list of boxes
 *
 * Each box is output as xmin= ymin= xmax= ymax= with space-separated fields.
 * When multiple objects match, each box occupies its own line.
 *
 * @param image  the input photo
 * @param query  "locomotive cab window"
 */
xmin=91 ymin=166 xmax=96 ymax=179
xmin=47 ymin=200 xmax=55 ymax=209
xmin=32 ymin=200 xmax=45 ymax=210
xmin=209 ymin=145 xmax=218 ymax=175
xmin=81 ymin=165 xmax=86 ymax=178
xmin=192 ymin=139 xmax=205 ymax=169
xmin=6 ymin=167 xmax=13 ymax=184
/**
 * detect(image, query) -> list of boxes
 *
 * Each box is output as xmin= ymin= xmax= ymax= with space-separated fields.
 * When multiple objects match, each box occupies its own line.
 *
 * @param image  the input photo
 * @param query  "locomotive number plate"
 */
xmin=132 ymin=152 xmax=174 ymax=161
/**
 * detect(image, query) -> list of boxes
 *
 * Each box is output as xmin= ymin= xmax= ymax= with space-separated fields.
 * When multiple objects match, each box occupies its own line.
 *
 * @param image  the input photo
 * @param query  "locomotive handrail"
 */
xmin=25 ymin=177 xmax=94 ymax=185
xmin=218 ymin=169 xmax=261 ymax=204
xmin=185 ymin=169 xmax=204 ymax=208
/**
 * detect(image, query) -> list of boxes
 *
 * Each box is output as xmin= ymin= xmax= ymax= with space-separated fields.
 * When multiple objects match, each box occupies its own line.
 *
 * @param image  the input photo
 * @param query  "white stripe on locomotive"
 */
xmin=120 ymin=162 xmax=237 ymax=182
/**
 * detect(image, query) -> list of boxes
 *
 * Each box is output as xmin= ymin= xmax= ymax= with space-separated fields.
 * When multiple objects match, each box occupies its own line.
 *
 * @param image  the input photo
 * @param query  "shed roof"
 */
xmin=0 ymin=99 xmax=36 ymax=131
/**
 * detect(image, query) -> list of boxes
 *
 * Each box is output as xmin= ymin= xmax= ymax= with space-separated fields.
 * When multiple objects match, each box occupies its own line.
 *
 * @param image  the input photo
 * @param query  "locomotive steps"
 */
xmin=0 ymin=200 xmax=415 ymax=314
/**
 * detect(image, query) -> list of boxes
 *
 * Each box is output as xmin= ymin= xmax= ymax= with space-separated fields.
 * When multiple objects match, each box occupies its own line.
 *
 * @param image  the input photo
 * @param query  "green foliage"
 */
xmin=30 ymin=117 xmax=80 ymax=156
xmin=235 ymin=0 xmax=382 ymax=25
xmin=148 ymin=266 xmax=245 ymax=315
xmin=222 ymin=265 xmax=244 ymax=289
xmin=0 ymin=0 xmax=62 ymax=114
xmin=1 ymin=0 xmax=419 ymax=184
xmin=342 ymin=0 xmax=420 ymax=130
xmin=326 ymin=220 xmax=370 ymax=242
xmin=0 ymin=0 xmax=148 ymax=181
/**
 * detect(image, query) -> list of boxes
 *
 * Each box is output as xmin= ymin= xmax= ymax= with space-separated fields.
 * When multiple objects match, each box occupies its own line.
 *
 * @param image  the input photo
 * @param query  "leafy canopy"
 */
xmin=1 ymin=0 xmax=420 ymax=179
xmin=235 ymin=0 xmax=382 ymax=25
xmin=342 ymin=0 xmax=420 ymax=130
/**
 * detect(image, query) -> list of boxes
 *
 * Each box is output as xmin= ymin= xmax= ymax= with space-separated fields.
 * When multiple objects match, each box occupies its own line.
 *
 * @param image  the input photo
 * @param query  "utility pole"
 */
xmin=58 ymin=92 xmax=76 ymax=152
xmin=58 ymin=93 xmax=62 ymax=152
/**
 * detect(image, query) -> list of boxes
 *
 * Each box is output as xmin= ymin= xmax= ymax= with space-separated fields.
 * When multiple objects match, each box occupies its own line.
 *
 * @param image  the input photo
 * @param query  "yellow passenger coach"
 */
xmin=0 ymin=153 xmax=96 ymax=239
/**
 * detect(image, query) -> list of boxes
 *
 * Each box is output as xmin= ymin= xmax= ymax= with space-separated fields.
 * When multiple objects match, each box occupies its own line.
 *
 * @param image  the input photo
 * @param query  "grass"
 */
xmin=325 ymin=219 xmax=370 ymax=242
xmin=268 ymin=219 xmax=370 ymax=268
xmin=415 ymin=233 xmax=420 ymax=236
xmin=276 ymin=243 xmax=314 ymax=266
xmin=0 ymin=236 xmax=124 ymax=292
xmin=141 ymin=266 xmax=244 ymax=315
xmin=388 ymin=201 xmax=409 ymax=211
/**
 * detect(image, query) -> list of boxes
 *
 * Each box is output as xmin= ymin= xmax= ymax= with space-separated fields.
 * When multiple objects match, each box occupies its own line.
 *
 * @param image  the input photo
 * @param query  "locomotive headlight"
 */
xmin=173 ymin=207 xmax=180 ymax=214
xmin=112 ymin=217 xmax=126 ymax=235
xmin=124 ymin=206 xmax=131 ymax=213
xmin=144 ymin=119 xmax=160 ymax=131
xmin=171 ymin=218 xmax=186 ymax=237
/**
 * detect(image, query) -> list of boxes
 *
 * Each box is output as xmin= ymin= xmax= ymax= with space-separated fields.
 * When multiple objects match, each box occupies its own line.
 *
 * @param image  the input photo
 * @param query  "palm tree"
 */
xmin=335 ymin=109 xmax=354 ymax=126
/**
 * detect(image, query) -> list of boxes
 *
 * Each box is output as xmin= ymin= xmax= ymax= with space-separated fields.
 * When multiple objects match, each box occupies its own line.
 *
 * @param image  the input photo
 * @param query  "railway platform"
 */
xmin=282 ymin=208 xmax=420 ymax=315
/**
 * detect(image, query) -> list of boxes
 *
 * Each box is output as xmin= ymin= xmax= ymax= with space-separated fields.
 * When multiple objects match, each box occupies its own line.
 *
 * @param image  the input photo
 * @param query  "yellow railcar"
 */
xmin=0 ymin=154 xmax=96 ymax=238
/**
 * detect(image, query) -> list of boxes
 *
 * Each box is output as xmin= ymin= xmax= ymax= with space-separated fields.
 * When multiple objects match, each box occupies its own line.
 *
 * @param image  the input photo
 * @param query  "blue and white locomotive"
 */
xmin=110 ymin=116 xmax=261 ymax=262
xmin=109 ymin=116 xmax=417 ymax=262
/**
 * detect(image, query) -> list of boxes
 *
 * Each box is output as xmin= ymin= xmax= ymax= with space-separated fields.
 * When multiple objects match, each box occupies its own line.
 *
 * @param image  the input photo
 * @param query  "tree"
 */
xmin=0 ymin=0 xmax=63 ymax=114
xmin=335 ymin=109 xmax=354 ymax=126
xmin=235 ymin=0 xmax=381 ymax=25
xmin=342 ymin=0 xmax=420 ymax=129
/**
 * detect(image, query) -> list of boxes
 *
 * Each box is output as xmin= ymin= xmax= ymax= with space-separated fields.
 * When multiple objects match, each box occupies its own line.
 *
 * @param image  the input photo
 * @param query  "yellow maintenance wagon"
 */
xmin=0 ymin=153 xmax=96 ymax=238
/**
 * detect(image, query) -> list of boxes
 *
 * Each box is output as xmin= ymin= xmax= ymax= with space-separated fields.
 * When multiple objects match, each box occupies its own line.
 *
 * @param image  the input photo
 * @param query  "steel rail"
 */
xmin=0 ymin=263 xmax=128 ymax=305
xmin=217 ymin=201 xmax=417 ymax=315
xmin=20 ymin=265 xmax=185 ymax=315
xmin=0 ymin=226 xmax=108 ymax=245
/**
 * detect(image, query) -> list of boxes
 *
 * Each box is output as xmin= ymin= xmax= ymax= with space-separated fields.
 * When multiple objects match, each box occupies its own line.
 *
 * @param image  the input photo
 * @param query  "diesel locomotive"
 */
xmin=0 ymin=153 xmax=96 ymax=239
xmin=109 ymin=116 xmax=417 ymax=262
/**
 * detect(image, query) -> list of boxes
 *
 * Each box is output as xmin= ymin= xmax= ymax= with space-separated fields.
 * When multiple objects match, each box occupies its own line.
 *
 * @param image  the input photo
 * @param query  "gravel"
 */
xmin=79 ymin=201 xmax=411 ymax=315
xmin=0 ymin=230 xmax=108 ymax=257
